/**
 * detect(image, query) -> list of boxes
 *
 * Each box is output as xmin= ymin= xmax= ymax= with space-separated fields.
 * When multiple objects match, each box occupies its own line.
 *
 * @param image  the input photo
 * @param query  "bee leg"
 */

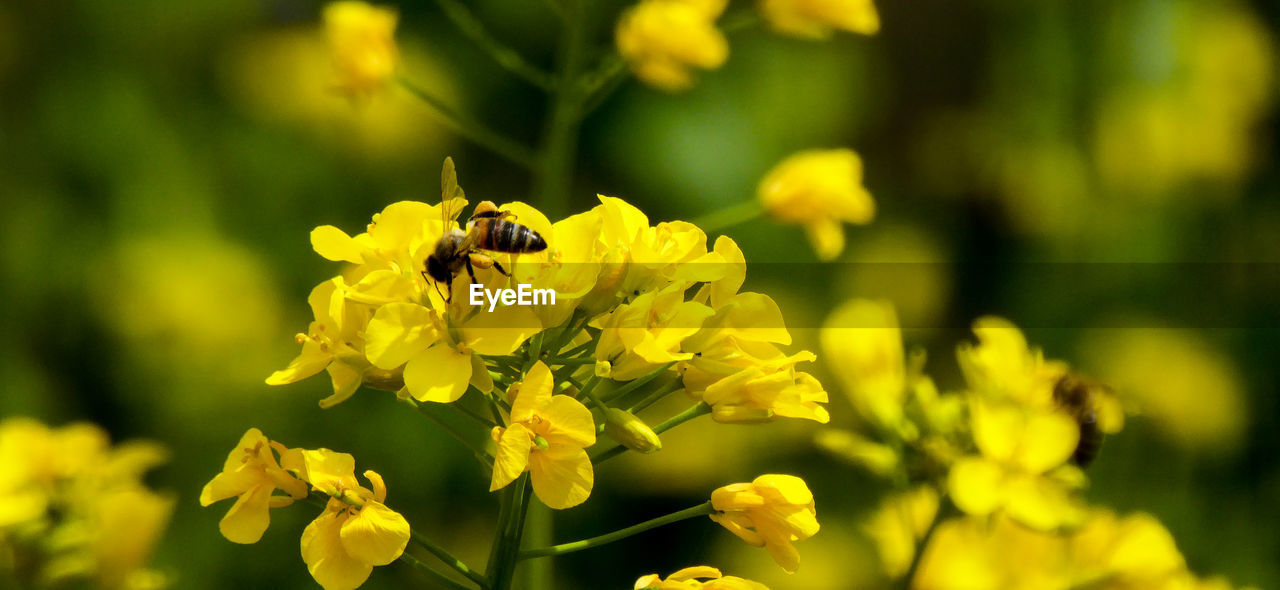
xmin=491 ymin=259 xmax=510 ymax=276
xmin=443 ymin=277 xmax=453 ymax=304
xmin=465 ymin=256 xmax=479 ymax=286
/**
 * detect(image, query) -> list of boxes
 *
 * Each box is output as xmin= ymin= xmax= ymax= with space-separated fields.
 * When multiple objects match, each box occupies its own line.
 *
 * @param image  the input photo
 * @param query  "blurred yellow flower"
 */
xmin=199 ymin=428 xmax=308 ymax=544
xmin=956 ymin=316 xmax=1065 ymax=408
xmin=760 ymin=0 xmax=880 ymax=39
xmin=710 ymin=474 xmax=819 ymax=573
xmin=947 ymin=399 xmax=1084 ymax=531
xmin=490 ymin=362 xmax=597 ymax=509
xmin=616 ymin=0 xmax=729 ymax=91
xmin=861 ymin=487 xmax=938 ymax=580
xmin=635 ymin=565 xmax=770 ymax=589
xmin=324 ymin=1 xmax=399 ymax=97
xmin=820 ymin=299 xmax=905 ymax=427
xmin=298 ymin=450 xmax=410 ymax=590
xmin=757 ymin=148 xmax=875 ymax=260
xmin=1081 ymin=327 xmax=1246 ymax=453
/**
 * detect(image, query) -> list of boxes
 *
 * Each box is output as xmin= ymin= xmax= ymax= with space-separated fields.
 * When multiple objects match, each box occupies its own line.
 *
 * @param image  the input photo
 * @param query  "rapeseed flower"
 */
xmin=709 ymin=474 xmax=819 ymax=573
xmin=635 ymin=565 xmax=770 ymax=589
xmin=298 ymin=449 xmax=410 ymax=590
xmin=592 ymin=283 xmax=714 ymax=380
xmin=616 ymin=0 xmax=729 ymax=91
xmin=760 ymin=0 xmax=880 ymax=39
xmin=324 ymin=1 xmax=399 ymax=97
xmin=266 ymin=278 xmax=374 ymax=408
xmin=199 ymin=428 xmax=308 ymax=544
xmin=490 ymin=362 xmax=597 ymax=509
xmin=757 ymin=148 xmax=875 ymax=260
xmin=820 ymin=298 xmax=905 ymax=427
xmin=956 ymin=316 xmax=1066 ymax=408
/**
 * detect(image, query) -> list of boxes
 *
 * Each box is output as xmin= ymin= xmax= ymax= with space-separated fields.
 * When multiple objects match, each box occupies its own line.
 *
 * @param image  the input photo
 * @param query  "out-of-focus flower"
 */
xmin=947 ymin=399 xmax=1084 ymax=531
xmin=490 ymin=362 xmax=597 ymax=509
xmin=710 ymin=474 xmax=819 ymax=573
xmin=760 ymin=0 xmax=879 ymax=39
xmin=1080 ymin=327 xmax=1246 ymax=453
xmin=956 ymin=317 xmax=1065 ymax=408
xmin=324 ymin=1 xmax=399 ymax=97
xmin=616 ymin=0 xmax=729 ymax=91
xmin=757 ymin=148 xmax=875 ymax=260
xmin=199 ymin=428 xmax=308 ymax=544
xmin=815 ymin=429 xmax=899 ymax=476
xmin=298 ymin=450 xmax=410 ymax=590
xmin=862 ymin=487 xmax=938 ymax=579
xmin=1 ymin=419 xmax=171 ymax=590
xmin=821 ymin=299 xmax=905 ymax=427
xmin=634 ymin=565 xmax=770 ymax=589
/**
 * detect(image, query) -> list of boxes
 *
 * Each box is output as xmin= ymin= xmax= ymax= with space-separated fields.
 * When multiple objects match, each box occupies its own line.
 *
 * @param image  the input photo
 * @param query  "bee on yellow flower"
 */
xmin=759 ymin=0 xmax=880 ymax=39
xmin=709 ymin=474 xmax=819 ymax=573
xmin=616 ymin=0 xmax=729 ymax=91
xmin=757 ymin=148 xmax=876 ymax=261
xmin=324 ymin=1 xmax=400 ymax=97
xmin=490 ymin=361 xmax=598 ymax=509
xmin=635 ymin=565 xmax=770 ymax=589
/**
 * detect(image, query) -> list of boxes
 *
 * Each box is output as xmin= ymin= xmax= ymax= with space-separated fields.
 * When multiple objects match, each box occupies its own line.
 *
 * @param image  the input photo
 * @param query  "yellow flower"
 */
xmin=760 ymin=0 xmax=880 ymax=39
xmin=820 ymin=299 xmax=906 ymax=427
xmin=592 ymin=283 xmax=715 ymax=380
xmin=635 ymin=565 xmax=770 ymax=589
xmin=757 ymin=148 xmax=875 ymax=260
xmin=266 ymin=277 xmax=374 ymax=408
xmin=956 ymin=316 xmax=1065 ymax=408
xmin=324 ymin=1 xmax=399 ymax=97
xmin=709 ymin=474 xmax=819 ymax=573
xmin=490 ymin=362 xmax=597 ymax=509
xmin=199 ymin=428 xmax=309 ymax=544
xmin=700 ymin=366 xmax=829 ymax=424
xmin=298 ymin=449 xmax=410 ymax=590
xmin=947 ymin=399 xmax=1084 ymax=530
xmin=862 ymin=487 xmax=938 ymax=579
xmin=616 ymin=0 xmax=729 ymax=91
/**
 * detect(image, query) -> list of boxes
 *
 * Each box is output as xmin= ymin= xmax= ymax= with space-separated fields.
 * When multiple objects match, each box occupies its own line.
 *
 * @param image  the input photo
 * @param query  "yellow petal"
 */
xmin=764 ymin=536 xmax=801 ymax=573
xmin=311 ymin=225 xmax=365 ymax=264
xmin=363 ymin=302 xmax=438 ymax=370
xmin=540 ymin=396 xmax=597 ymax=448
xmin=403 ymin=344 xmax=471 ymax=403
xmin=199 ymin=468 xmax=260 ymax=506
xmin=469 ymin=353 xmax=494 ymax=394
xmin=668 ymin=566 xmax=722 ymax=581
xmin=710 ymin=235 xmax=746 ymax=307
xmin=340 ymin=501 xmax=411 ymax=566
xmin=1004 ymin=474 xmax=1080 ymax=531
xmin=266 ymin=339 xmax=331 ymax=385
xmin=318 ymin=363 xmax=362 ymax=409
xmin=510 ymin=361 xmax=554 ymax=423
xmin=459 ymin=304 xmax=542 ymax=356
xmin=490 ymin=423 xmax=532 ymax=492
xmin=301 ymin=448 xmax=358 ymax=494
xmin=302 ymin=511 xmax=373 ymax=590
xmin=805 ymin=219 xmax=845 ymax=261
xmin=753 ymin=474 xmax=814 ymax=506
xmin=345 ymin=269 xmax=415 ymax=306
xmin=948 ymin=457 xmax=1004 ymax=517
xmin=218 ymin=483 xmax=273 ymax=544
xmin=528 ymin=445 xmax=593 ymax=509
xmin=1016 ymin=411 xmax=1079 ymax=474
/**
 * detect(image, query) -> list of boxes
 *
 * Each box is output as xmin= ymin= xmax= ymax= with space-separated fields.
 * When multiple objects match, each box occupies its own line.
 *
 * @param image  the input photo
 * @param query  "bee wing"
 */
xmin=439 ymin=157 xmax=468 ymax=228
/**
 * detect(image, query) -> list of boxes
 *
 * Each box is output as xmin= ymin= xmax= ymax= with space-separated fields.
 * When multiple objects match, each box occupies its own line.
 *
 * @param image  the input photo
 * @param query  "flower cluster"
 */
xmin=0 ymin=418 xmax=172 ymax=590
xmin=615 ymin=0 xmax=879 ymax=92
xmin=634 ymin=565 xmax=769 ymax=590
xmin=201 ymin=428 xmax=410 ymax=590
xmin=822 ymin=299 xmax=1249 ymax=588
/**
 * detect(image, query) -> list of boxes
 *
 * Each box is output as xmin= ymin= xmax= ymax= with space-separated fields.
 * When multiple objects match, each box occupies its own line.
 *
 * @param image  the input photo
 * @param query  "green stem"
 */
xmin=599 ymin=362 xmax=677 ymax=403
xmin=397 ymin=77 xmax=537 ymax=168
xmin=897 ymin=497 xmax=956 ymax=590
xmin=519 ymin=501 xmax=715 ymax=560
xmin=522 ymin=499 xmax=554 ymax=589
xmin=403 ymin=397 xmax=494 ymax=466
xmin=593 ymin=402 xmax=710 ymax=463
xmin=579 ymin=54 xmax=628 ymax=118
xmin=691 ymin=201 xmax=765 ymax=235
xmin=627 ymin=380 xmax=683 ymax=414
xmin=557 ymin=338 xmax=594 ymax=359
xmin=721 ymin=10 xmax=760 ymax=33
xmin=533 ymin=0 xmax=590 ymax=217
xmin=411 ymin=530 xmax=490 ymax=589
xmin=432 ymin=0 xmax=556 ymax=90
xmin=400 ymin=551 xmax=476 ymax=590
xmin=489 ymin=475 xmax=532 ymax=590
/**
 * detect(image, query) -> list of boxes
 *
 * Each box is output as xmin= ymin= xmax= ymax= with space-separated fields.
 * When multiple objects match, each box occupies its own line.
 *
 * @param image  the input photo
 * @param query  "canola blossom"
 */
xmin=758 ymin=148 xmax=876 ymax=261
xmin=760 ymin=0 xmax=880 ymax=39
xmin=709 ymin=474 xmax=820 ymax=573
xmin=324 ymin=0 xmax=399 ymax=97
xmin=616 ymin=0 xmax=729 ymax=91
xmin=634 ymin=565 xmax=770 ymax=589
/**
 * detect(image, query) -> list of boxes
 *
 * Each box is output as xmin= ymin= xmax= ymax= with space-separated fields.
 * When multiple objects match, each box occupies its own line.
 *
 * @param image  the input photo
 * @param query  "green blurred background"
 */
xmin=1 ymin=0 xmax=1278 ymax=587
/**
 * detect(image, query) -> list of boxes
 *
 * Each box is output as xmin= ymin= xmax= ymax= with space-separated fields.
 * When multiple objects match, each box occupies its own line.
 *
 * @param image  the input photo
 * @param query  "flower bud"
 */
xmin=594 ymin=360 xmax=612 ymax=378
xmin=603 ymin=408 xmax=662 ymax=453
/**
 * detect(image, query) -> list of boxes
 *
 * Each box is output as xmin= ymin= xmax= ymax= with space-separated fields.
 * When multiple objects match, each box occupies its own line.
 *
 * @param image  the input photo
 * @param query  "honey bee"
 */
xmin=1052 ymin=374 xmax=1106 ymax=468
xmin=422 ymin=158 xmax=547 ymax=302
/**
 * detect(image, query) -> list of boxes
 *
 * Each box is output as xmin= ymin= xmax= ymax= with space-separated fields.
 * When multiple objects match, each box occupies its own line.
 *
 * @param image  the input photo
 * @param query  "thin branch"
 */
xmin=433 ymin=0 xmax=557 ymax=90
xmin=398 ymin=77 xmax=538 ymax=168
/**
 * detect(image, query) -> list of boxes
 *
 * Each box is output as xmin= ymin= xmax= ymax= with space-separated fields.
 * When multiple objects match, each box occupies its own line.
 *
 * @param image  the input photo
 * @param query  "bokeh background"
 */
xmin=1 ymin=0 xmax=1278 ymax=588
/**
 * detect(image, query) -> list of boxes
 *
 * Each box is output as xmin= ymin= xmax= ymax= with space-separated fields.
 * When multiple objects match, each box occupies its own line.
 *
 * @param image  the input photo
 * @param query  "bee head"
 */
xmin=425 ymin=254 xmax=451 ymax=284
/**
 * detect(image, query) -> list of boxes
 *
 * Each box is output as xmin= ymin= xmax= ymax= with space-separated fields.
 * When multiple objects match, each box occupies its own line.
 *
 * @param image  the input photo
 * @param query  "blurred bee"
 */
xmin=423 ymin=158 xmax=547 ymax=302
xmin=1052 ymin=374 xmax=1107 ymax=468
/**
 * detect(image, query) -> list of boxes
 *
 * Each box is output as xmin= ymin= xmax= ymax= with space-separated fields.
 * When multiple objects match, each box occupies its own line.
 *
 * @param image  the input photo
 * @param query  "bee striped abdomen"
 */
xmin=475 ymin=219 xmax=547 ymax=253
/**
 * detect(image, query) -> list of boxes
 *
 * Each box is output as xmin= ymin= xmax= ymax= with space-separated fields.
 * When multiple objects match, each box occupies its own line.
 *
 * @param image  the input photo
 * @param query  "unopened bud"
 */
xmin=595 ymin=360 xmax=612 ymax=378
xmin=603 ymin=408 xmax=662 ymax=453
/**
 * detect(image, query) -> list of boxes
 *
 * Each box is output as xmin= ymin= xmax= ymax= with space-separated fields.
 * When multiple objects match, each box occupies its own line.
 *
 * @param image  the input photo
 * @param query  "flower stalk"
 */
xmin=519 ymin=501 xmax=716 ymax=560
